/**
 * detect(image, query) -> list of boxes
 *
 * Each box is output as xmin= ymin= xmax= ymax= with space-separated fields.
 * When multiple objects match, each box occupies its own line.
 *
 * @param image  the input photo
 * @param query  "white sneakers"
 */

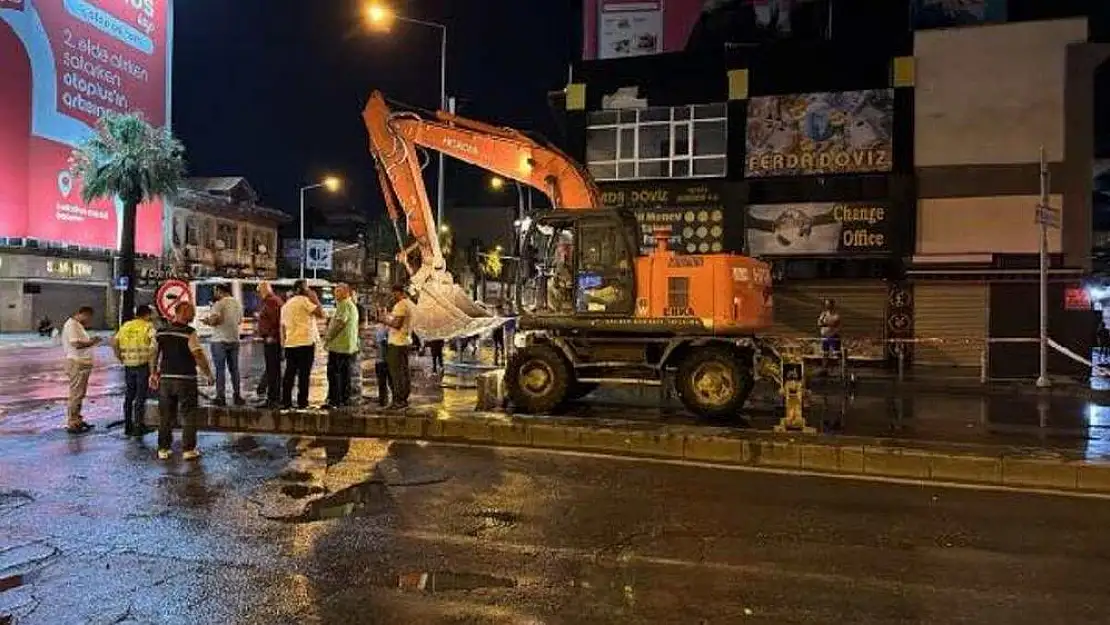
xmin=157 ymin=449 xmax=201 ymax=461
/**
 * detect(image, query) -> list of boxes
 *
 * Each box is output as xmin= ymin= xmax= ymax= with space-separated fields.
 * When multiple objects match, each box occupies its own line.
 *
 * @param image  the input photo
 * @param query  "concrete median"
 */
xmin=146 ymin=402 xmax=1110 ymax=495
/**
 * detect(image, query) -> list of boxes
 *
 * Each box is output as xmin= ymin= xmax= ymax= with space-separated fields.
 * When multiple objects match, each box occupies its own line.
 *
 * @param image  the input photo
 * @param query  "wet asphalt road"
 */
xmin=4 ymin=431 xmax=1110 ymax=623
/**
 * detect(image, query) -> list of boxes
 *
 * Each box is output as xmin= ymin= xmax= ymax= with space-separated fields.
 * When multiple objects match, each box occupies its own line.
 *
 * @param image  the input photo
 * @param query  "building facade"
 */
xmin=556 ymin=0 xmax=1107 ymax=373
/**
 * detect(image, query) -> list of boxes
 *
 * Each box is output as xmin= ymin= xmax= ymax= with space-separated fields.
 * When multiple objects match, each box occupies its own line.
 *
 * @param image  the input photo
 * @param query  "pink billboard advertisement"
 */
xmin=0 ymin=0 xmax=172 ymax=255
xmin=583 ymin=0 xmax=830 ymax=60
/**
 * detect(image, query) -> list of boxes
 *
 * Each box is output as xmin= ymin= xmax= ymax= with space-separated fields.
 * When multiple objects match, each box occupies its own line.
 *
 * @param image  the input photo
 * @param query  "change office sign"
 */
xmin=745 ymin=89 xmax=894 ymax=178
xmin=746 ymin=202 xmax=889 ymax=256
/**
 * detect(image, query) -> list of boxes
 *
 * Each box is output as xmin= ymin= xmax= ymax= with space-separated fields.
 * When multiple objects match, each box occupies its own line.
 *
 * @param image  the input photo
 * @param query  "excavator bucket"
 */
xmin=410 ymin=270 xmax=508 ymax=341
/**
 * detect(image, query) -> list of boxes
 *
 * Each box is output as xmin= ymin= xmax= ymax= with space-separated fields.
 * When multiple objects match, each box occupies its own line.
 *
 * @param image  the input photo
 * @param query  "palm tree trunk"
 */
xmin=119 ymin=198 xmax=138 ymax=323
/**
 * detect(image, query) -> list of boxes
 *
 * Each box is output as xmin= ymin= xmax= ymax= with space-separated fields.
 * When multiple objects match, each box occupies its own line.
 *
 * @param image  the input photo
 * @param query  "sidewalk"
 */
xmin=0 ymin=331 xmax=113 ymax=351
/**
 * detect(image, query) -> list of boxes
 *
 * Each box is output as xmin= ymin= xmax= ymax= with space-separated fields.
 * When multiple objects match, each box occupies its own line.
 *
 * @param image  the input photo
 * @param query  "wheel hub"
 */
xmin=691 ymin=363 xmax=735 ymax=407
xmin=519 ymin=361 xmax=554 ymax=397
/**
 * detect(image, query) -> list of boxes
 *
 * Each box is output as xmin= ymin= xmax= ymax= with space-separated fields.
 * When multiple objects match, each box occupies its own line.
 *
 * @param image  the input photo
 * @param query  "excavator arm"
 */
xmin=362 ymin=90 xmax=604 ymax=340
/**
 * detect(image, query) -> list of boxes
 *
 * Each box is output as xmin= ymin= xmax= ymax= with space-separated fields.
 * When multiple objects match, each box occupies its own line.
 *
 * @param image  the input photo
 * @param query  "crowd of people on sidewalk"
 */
xmin=58 ymin=279 xmax=514 ymax=462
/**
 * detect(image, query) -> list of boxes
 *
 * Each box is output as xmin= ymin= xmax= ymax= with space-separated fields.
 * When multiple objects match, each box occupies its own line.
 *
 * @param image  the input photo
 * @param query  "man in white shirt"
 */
xmin=202 ymin=283 xmax=245 ymax=407
xmin=62 ymin=306 xmax=102 ymax=433
xmin=383 ymin=284 xmax=414 ymax=409
xmin=280 ymin=280 xmax=324 ymax=409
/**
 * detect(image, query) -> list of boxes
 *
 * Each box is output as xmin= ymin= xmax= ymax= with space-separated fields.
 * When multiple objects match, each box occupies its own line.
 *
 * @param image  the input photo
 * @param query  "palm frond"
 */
xmin=70 ymin=112 xmax=186 ymax=206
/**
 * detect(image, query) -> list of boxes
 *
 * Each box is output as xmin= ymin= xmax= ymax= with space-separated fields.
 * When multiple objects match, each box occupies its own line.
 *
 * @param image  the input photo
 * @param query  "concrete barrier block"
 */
xmin=626 ymin=432 xmax=685 ymax=458
xmin=361 ymin=416 xmax=389 ymax=437
xmin=753 ymin=440 xmax=802 ymax=468
xmin=683 ymin=436 xmax=750 ymax=464
xmin=489 ymin=422 xmax=531 ymax=447
xmin=1003 ymin=458 xmax=1078 ymax=489
xmin=799 ymin=445 xmax=841 ymax=473
xmin=529 ymin=424 xmax=582 ymax=450
xmin=436 ymin=418 xmax=494 ymax=442
xmin=386 ymin=416 xmax=425 ymax=439
xmin=838 ymin=446 xmax=865 ymax=473
xmin=863 ymin=447 xmax=930 ymax=479
xmin=476 ymin=370 xmax=506 ymax=411
xmin=578 ymin=429 xmax=633 ymax=454
xmin=928 ymin=454 xmax=1002 ymax=484
xmin=1077 ymin=463 xmax=1110 ymax=492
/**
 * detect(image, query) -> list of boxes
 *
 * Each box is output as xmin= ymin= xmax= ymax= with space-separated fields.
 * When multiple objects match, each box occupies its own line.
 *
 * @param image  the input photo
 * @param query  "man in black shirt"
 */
xmin=150 ymin=302 xmax=214 ymax=461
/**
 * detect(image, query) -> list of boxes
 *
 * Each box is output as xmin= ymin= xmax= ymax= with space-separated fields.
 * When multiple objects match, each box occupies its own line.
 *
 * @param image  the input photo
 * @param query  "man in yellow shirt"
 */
xmin=111 ymin=305 xmax=156 ymax=436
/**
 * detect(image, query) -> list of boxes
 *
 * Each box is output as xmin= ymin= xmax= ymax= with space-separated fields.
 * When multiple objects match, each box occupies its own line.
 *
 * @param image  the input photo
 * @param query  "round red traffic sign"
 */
xmin=155 ymin=279 xmax=191 ymax=319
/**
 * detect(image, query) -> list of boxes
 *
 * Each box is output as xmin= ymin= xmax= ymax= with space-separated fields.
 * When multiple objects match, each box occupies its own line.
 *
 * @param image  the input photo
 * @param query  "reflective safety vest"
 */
xmin=115 ymin=319 xmax=154 ymax=367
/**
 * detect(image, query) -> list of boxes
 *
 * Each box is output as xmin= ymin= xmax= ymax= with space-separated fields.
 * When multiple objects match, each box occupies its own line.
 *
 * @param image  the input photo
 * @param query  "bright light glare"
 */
xmin=366 ymin=3 xmax=393 ymax=26
xmin=439 ymin=224 xmax=450 ymax=233
xmin=324 ymin=177 xmax=341 ymax=192
xmin=519 ymin=155 xmax=533 ymax=175
xmin=489 ymin=176 xmax=505 ymax=191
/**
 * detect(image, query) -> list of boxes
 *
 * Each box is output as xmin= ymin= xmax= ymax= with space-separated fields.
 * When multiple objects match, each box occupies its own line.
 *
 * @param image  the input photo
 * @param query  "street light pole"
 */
xmin=299 ymin=177 xmax=341 ymax=280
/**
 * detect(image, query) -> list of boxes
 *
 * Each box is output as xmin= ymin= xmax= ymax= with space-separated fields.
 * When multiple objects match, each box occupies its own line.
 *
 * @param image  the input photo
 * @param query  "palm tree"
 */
xmin=70 ymin=113 xmax=185 ymax=322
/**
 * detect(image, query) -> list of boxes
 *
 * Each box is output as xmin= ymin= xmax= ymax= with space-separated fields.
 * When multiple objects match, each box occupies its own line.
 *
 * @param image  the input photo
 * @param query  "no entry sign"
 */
xmin=155 ymin=279 xmax=191 ymax=319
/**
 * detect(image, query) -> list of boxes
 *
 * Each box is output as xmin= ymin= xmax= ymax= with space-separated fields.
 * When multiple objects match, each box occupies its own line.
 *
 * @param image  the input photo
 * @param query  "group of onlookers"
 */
xmin=61 ymin=279 xmax=418 ymax=461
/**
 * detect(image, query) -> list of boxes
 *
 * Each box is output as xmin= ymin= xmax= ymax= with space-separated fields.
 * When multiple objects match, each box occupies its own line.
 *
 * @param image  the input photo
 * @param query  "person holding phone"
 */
xmin=62 ymin=305 xmax=102 ymax=434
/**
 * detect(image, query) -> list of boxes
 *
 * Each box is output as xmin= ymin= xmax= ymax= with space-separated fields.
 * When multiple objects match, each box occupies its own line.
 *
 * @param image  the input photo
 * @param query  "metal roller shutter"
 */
xmin=771 ymin=281 xmax=888 ymax=357
xmin=30 ymin=283 xmax=108 ymax=330
xmin=912 ymin=282 xmax=988 ymax=367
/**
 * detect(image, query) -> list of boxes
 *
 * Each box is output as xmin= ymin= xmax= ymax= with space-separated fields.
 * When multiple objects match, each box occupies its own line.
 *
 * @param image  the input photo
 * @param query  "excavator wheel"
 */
xmin=675 ymin=346 xmax=754 ymax=420
xmin=506 ymin=344 xmax=571 ymax=414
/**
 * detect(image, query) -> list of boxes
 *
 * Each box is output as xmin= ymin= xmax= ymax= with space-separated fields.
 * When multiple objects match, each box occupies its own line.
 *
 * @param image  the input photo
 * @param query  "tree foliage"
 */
xmin=70 ymin=112 xmax=185 ymax=206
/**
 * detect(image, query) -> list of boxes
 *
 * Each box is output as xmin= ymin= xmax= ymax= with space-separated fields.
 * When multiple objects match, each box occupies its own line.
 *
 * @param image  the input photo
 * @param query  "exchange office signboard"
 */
xmin=746 ymin=202 xmax=889 ymax=257
xmin=745 ymin=89 xmax=894 ymax=178
xmin=599 ymin=181 xmax=741 ymax=255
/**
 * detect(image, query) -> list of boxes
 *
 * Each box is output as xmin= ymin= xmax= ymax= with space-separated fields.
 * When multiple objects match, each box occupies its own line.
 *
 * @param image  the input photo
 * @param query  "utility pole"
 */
xmin=1035 ymin=146 xmax=1057 ymax=388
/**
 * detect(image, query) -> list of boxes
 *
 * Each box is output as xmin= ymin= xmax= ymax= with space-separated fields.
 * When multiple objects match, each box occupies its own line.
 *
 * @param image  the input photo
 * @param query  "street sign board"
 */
xmin=114 ymin=276 xmax=129 ymax=291
xmin=305 ymin=239 xmax=334 ymax=271
xmin=1035 ymin=204 xmax=1060 ymax=229
xmin=155 ymin=279 xmax=191 ymax=319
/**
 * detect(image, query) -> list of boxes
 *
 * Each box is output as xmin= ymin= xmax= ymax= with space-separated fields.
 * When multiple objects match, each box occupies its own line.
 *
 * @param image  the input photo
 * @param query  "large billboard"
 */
xmin=583 ymin=0 xmax=830 ymax=60
xmin=599 ymin=180 xmax=741 ymax=255
xmin=746 ymin=202 xmax=890 ymax=256
xmin=0 ymin=0 xmax=172 ymax=255
xmin=745 ymin=89 xmax=894 ymax=178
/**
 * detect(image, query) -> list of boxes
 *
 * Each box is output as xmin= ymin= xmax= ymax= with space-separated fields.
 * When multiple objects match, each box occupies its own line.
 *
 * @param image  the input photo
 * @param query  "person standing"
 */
xmin=110 ymin=304 xmax=155 ymax=436
xmin=324 ymin=283 xmax=360 ymax=408
xmin=149 ymin=302 xmax=214 ymax=460
xmin=374 ymin=317 xmax=391 ymax=407
xmin=383 ymin=284 xmax=414 ymax=409
xmin=255 ymin=281 xmax=284 ymax=408
xmin=62 ymin=306 xmax=102 ymax=434
xmin=427 ymin=339 xmax=445 ymax=374
xmin=202 ymin=283 xmax=244 ymax=407
xmin=281 ymin=279 xmax=324 ymax=409
xmin=817 ymin=298 xmax=842 ymax=375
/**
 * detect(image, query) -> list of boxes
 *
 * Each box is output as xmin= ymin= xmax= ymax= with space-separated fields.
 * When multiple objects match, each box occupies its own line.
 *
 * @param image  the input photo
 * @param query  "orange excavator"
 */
xmin=362 ymin=91 xmax=774 ymax=418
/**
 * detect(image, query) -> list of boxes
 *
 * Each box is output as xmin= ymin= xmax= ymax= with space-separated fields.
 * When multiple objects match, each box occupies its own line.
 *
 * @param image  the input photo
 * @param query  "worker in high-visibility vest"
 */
xmin=111 ymin=305 xmax=156 ymax=437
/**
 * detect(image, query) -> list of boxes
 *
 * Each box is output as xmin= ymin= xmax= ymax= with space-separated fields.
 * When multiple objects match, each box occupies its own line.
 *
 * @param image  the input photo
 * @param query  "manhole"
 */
xmin=280 ymin=481 xmax=388 ymax=523
xmin=397 ymin=571 xmax=516 ymax=593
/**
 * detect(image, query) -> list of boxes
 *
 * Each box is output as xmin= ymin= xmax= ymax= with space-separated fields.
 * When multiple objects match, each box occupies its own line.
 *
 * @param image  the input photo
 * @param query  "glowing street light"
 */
xmin=489 ymin=176 xmax=505 ymax=191
xmin=299 ymin=176 xmax=342 ymax=279
xmin=364 ymin=3 xmax=393 ymax=28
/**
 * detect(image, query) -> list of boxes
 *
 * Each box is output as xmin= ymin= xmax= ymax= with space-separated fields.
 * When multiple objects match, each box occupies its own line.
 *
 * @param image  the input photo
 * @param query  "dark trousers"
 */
xmin=375 ymin=360 xmax=391 ymax=406
xmin=123 ymin=364 xmax=149 ymax=433
xmin=210 ymin=341 xmax=241 ymax=401
xmin=428 ymin=340 xmax=445 ymax=373
xmin=261 ymin=342 xmax=282 ymax=404
xmin=282 ymin=345 xmax=315 ymax=408
xmin=385 ymin=344 xmax=411 ymax=404
xmin=326 ymin=351 xmax=354 ymax=406
xmin=158 ymin=377 xmax=198 ymax=451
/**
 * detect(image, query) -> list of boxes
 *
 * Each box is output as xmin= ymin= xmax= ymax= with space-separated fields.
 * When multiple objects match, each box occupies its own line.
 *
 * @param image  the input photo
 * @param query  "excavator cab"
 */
xmin=519 ymin=209 xmax=638 ymax=317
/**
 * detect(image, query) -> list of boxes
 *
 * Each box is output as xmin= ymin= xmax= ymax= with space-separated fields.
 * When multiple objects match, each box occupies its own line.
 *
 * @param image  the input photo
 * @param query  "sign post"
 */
xmin=1034 ymin=146 xmax=1058 ymax=388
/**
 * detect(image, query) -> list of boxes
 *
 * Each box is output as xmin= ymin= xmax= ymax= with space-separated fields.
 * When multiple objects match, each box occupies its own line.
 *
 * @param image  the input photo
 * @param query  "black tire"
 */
xmin=506 ymin=344 xmax=571 ymax=414
xmin=675 ymin=346 xmax=754 ymax=420
xmin=567 ymin=382 xmax=599 ymax=401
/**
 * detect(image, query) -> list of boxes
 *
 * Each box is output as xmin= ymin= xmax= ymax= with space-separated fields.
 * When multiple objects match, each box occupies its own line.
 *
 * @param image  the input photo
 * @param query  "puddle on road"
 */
xmin=396 ymin=571 xmax=516 ymax=593
xmin=278 ymin=470 xmax=314 ymax=483
xmin=0 ymin=574 xmax=22 ymax=592
xmin=278 ymin=481 xmax=389 ymax=523
xmin=281 ymin=484 xmax=327 ymax=499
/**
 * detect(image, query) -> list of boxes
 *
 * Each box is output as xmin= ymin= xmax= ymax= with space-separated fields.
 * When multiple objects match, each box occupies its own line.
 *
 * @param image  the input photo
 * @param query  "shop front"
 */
xmin=597 ymin=179 xmax=745 ymax=255
xmin=745 ymin=200 xmax=895 ymax=362
xmin=0 ymin=253 xmax=112 ymax=331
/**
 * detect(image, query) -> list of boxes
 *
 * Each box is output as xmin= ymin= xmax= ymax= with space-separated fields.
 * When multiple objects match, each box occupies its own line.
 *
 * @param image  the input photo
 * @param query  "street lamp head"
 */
xmin=489 ymin=176 xmax=505 ymax=191
xmin=324 ymin=176 xmax=341 ymax=192
xmin=365 ymin=3 xmax=394 ymax=29
xmin=439 ymin=224 xmax=450 ymax=233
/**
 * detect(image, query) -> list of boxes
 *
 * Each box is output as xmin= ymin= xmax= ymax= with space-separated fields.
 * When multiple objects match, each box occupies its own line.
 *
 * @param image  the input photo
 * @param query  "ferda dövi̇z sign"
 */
xmin=745 ymin=202 xmax=888 ymax=256
xmin=599 ymin=181 xmax=735 ymax=255
xmin=745 ymin=89 xmax=893 ymax=178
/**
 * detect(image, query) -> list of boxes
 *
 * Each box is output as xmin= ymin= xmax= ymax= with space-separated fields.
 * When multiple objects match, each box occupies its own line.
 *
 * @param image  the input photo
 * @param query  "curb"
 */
xmin=150 ymin=404 xmax=1110 ymax=495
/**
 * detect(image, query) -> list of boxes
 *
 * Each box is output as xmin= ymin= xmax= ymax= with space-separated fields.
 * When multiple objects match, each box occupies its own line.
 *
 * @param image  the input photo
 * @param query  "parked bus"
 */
xmin=190 ymin=278 xmax=336 ymax=339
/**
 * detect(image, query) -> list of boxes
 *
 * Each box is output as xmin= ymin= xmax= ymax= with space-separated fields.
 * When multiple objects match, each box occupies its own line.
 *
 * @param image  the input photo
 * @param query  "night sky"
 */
xmin=172 ymin=0 xmax=580 ymax=222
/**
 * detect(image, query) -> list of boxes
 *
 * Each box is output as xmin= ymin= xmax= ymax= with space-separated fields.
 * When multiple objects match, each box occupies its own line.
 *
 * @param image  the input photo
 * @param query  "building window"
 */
xmin=216 ymin=221 xmax=237 ymax=251
xmin=586 ymin=104 xmax=727 ymax=181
